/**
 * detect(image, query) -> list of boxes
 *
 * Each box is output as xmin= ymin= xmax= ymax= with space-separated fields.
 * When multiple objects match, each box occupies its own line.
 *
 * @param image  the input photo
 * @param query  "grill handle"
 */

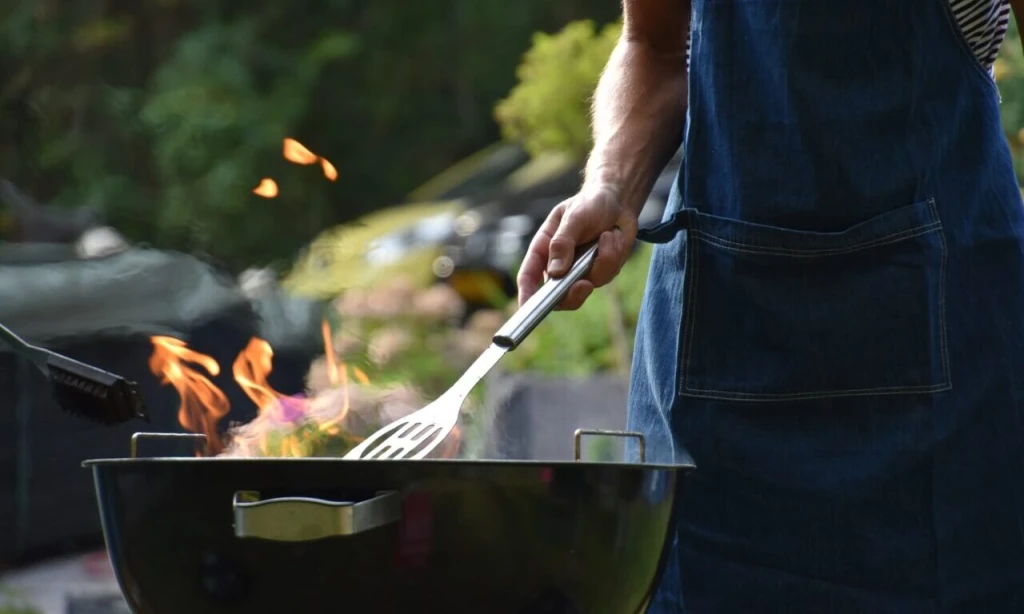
xmin=573 ymin=429 xmax=646 ymax=463
xmin=131 ymin=432 xmax=208 ymax=458
xmin=233 ymin=490 xmax=401 ymax=542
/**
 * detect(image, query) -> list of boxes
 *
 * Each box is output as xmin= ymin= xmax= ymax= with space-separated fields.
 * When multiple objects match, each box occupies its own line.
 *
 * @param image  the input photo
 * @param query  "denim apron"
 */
xmin=628 ymin=0 xmax=1024 ymax=612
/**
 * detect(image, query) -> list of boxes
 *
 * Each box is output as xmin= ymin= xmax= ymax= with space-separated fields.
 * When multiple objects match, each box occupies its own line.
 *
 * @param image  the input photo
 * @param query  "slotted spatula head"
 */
xmin=344 ymin=243 xmax=599 ymax=461
xmin=343 ymin=396 xmax=461 ymax=460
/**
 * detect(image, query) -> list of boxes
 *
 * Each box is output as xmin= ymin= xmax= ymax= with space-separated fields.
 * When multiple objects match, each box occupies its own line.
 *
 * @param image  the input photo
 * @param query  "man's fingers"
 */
xmin=516 ymin=205 xmax=564 ymax=306
xmin=547 ymin=205 xmax=594 ymax=277
xmin=588 ymin=229 xmax=624 ymax=288
xmin=556 ymin=280 xmax=594 ymax=311
xmin=588 ymin=213 xmax=638 ymax=288
xmin=516 ymin=239 xmax=548 ymax=306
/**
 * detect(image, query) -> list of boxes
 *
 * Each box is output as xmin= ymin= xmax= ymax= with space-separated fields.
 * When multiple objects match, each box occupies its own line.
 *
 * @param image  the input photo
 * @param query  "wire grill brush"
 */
xmin=0 ymin=322 xmax=149 ymax=425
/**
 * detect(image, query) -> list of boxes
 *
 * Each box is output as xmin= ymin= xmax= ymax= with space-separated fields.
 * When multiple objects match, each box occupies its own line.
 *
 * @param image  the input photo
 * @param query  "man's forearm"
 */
xmin=583 ymin=36 xmax=688 ymax=215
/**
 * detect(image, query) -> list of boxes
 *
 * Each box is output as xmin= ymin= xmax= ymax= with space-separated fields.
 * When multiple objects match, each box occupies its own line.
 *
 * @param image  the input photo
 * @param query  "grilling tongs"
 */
xmin=345 ymin=243 xmax=599 ymax=460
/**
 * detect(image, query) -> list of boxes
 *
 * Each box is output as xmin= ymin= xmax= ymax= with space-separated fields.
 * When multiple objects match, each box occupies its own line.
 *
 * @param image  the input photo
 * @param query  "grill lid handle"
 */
xmin=233 ymin=490 xmax=401 ymax=542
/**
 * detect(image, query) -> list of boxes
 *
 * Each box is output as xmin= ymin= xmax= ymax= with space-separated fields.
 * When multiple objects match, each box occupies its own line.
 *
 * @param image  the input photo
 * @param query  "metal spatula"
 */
xmin=344 ymin=243 xmax=599 ymax=460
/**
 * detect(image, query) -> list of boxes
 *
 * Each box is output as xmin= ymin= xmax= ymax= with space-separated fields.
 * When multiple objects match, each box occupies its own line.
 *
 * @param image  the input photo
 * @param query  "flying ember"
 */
xmin=252 ymin=178 xmax=279 ymax=198
xmin=282 ymin=137 xmax=318 ymax=165
xmin=321 ymin=157 xmax=338 ymax=181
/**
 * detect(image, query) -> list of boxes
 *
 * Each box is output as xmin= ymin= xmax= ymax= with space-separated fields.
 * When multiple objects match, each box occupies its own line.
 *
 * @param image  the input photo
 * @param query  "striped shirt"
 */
xmin=950 ymin=0 xmax=1011 ymax=70
xmin=686 ymin=1 xmax=1010 ymax=72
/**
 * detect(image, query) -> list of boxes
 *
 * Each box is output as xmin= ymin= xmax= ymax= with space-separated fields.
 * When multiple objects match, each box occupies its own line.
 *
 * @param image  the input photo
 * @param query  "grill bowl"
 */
xmin=84 ymin=453 xmax=689 ymax=614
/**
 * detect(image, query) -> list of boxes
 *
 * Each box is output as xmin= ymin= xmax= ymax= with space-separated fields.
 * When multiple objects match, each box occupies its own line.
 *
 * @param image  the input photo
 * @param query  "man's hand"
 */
xmin=516 ymin=0 xmax=689 ymax=310
xmin=517 ymin=183 xmax=638 ymax=310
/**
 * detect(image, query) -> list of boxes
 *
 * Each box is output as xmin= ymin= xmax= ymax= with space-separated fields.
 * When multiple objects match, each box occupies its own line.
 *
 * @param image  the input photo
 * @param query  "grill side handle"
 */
xmin=573 ymin=429 xmax=646 ymax=463
xmin=233 ymin=490 xmax=401 ymax=542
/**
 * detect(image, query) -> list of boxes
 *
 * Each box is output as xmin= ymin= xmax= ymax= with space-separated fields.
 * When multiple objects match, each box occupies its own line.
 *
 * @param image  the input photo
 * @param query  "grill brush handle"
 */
xmin=493 ymin=242 xmax=599 ymax=349
xmin=0 ymin=321 xmax=49 ymax=370
xmin=233 ymin=491 xmax=401 ymax=541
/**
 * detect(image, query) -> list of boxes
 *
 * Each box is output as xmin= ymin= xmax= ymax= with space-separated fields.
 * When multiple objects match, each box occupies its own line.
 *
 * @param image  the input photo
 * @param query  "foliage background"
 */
xmin=495 ymin=19 xmax=622 ymax=159
xmin=6 ymin=4 xmax=1024 ymax=272
xmin=0 ymin=0 xmax=619 ymax=271
xmin=5 ymin=5 xmax=1024 ymax=381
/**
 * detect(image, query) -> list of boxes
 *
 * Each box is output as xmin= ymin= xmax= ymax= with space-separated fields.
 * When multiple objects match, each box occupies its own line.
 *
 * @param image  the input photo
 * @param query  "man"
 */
xmin=518 ymin=1 xmax=1024 ymax=612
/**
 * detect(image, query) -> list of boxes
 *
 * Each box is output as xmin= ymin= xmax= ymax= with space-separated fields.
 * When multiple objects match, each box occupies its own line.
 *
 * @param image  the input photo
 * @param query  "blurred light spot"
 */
xmin=432 ymin=256 xmax=455 ymax=278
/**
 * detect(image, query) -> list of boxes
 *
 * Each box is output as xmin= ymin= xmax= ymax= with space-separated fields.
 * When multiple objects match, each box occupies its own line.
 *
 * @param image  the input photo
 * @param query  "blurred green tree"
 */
xmin=0 ymin=0 xmax=621 ymax=271
xmin=495 ymin=19 xmax=621 ymax=159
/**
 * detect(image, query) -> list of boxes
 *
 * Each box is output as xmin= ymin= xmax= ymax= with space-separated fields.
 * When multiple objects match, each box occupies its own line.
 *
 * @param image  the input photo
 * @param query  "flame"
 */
xmin=148 ymin=336 xmax=229 ymax=455
xmin=320 ymin=158 xmax=338 ymax=181
xmin=252 ymin=178 xmax=279 ymax=198
xmin=318 ymin=319 xmax=352 ymax=428
xmin=352 ymin=366 xmax=370 ymax=385
xmin=232 ymin=337 xmax=286 ymax=413
xmin=252 ymin=138 xmax=337 ymax=200
xmin=317 ymin=359 xmax=351 ymax=431
xmin=283 ymin=138 xmax=318 ymax=165
xmin=322 ymin=319 xmax=340 ymax=386
xmin=147 ymin=325 xmax=464 ymax=459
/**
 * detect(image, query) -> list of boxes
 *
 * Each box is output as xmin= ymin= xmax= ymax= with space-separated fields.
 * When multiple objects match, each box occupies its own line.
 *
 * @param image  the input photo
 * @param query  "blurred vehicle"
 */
xmin=406 ymin=142 xmax=531 ymax=203
xmin=434 ymin=148 xmax=684 ymax=307
xmin=0 ymin=178 xmax=100 ymax=244
xmin=282 ymin=143 xmax=536 ymax=300
xmin=283 ymin=141 xmax=573 ymax=300
xmin=282 ymin=200 xmax=462 ymax=299
xmin=431 ymin=151 xmax=583 ymax=306
xmin=433 ymin=196 xmax=562 ymax=305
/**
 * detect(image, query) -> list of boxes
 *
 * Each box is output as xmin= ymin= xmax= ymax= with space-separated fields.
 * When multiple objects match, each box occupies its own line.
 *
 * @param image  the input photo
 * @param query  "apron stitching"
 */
xmin=679 ymin=198 xmax=950 ymax=400
xmin=679 ymin=223 xmax=701 ymax=398
xmin=680 ymin=382 xmax=953 ymax=402
xmin=690 ymin=222 xmax=942 ymax=257
xmin=929 ymin=198 xmax=953 ymax=389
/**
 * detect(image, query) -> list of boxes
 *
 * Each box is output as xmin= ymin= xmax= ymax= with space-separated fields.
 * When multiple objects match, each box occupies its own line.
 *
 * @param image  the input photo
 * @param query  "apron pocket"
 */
xmin=679 ymin=198 xmax=949 ymax=401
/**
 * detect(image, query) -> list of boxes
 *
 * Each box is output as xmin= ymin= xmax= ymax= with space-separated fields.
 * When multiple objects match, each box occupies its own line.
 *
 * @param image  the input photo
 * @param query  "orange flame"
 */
xmin=232 ymin=337 xmax=286 ymax=412
xmin=283 ymin=138 xmax=318 ymax=165
xmin=322 ymin=319 xmax=339 ymax=386
xmin=318 ymin=319 xmax=352 ymax=428
xmin=352 ymin=366 xmax=370 ymax=385
xmin=321 ymin=158 xmax=338 ymax=181
xmin=147 ymin=326 xmax=464 ymax=459
xmin=254 ymin=138 xmax=337 ymax=198
xmin=148 ymin=336 xmax=229 ymax=455
xmin=252 ymin=178 xmax=279 ymax=198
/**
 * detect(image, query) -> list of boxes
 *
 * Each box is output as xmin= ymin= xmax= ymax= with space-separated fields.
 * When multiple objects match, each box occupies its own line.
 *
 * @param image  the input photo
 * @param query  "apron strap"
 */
xmin=636 ymin=210 xmax=693 ymax=244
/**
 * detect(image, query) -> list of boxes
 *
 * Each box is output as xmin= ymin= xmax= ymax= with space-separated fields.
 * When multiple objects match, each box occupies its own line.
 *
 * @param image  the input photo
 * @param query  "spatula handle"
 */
xmin=493 ymin=242 xmax=599 ymax=349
